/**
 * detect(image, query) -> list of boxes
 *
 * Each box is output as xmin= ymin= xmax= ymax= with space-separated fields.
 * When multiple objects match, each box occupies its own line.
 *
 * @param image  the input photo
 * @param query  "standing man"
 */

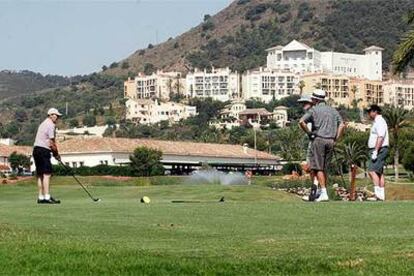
xmin=299 ymin=90 xmax=345 ymax=202
xmin=297 ymin=95 xmax=319 ymax=201
xmin=366 ymin=105 xmax=389 ymax=201
xmin=33 ymin=108 xmax=62 ymax=204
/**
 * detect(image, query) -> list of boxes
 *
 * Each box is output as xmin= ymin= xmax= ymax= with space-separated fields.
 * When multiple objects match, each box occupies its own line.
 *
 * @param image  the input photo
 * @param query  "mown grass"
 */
xmin=0 ymin=179 xmax=413 ymax=275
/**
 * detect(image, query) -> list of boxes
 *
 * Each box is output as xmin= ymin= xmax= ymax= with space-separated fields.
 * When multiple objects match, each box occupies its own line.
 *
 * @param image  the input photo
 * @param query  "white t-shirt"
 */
xmin=34 ymin=118 xmax=56 ymax=150
xmin=368 ymin=115 xmax=389 ymax=149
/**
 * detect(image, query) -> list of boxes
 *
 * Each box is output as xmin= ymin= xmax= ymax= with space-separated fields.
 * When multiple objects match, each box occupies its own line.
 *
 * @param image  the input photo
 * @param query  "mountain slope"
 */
xmin=0 ymin=70 xmax=71 ymax=100
xmin=104 ymin=0 xmax=414 ymax=76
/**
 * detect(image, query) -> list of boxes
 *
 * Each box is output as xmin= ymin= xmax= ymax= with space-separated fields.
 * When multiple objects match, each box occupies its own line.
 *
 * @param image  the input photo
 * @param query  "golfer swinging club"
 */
xmin=297 ymin=95 xmax=319 ymax=201
xmin=32 ymin=108 xmax=62 ymax=204
xmin=299 ymin=90 xmax=345 ymax=202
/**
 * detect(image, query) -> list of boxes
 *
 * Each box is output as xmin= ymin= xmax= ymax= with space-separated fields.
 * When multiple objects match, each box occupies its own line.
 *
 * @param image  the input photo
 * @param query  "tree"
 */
xmin=402 ymin=143 xmax=414 ymax=176
xmin=9 ymin=152 xmax=30 ymax=174
xmin=129 ymin=147 xmax=164 ymax=176
xmin=392 ymin=11 xmax=414 ymax=74
xmin=143 ymin=63 xmax=156 ymax=75
xmin=69 ymin=118 xmax=79 ymax=128
xmin=383 ymin=106 xmax=412 ymax=180
xmin=335 ymin=142 xmax=368 ymax=200
xmin=273 ymin=125 xmax=306 ymax=161
xmin=82 ymin=114 xmax=96 ymax=127
xmin=121 ymin=61 xmax=130 ymax=69
xmin=102 ymin=65 xmax=108 ymax=71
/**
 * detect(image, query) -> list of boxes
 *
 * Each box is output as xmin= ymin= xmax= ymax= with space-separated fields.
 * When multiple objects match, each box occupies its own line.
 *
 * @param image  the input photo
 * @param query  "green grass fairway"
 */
xmin=1 ymin=179 xmax=414 ymax=275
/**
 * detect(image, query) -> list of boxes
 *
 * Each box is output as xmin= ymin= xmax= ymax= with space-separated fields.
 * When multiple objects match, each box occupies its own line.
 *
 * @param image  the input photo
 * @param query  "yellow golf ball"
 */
xmin=141 ymin=196 xmax=151 ymax=204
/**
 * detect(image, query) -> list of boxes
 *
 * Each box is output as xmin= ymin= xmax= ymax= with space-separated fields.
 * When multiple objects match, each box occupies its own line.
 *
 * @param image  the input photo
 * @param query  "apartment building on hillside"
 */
xmin=384 ymin=80 xmax=414 ymax=110
xmin=185 ymin=67 xmax=240 ymax=102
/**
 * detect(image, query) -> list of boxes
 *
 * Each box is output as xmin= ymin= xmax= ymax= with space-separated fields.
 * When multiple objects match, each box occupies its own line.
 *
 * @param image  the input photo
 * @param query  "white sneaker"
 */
xmin=315 ymin=193 xmax=329 ymax=202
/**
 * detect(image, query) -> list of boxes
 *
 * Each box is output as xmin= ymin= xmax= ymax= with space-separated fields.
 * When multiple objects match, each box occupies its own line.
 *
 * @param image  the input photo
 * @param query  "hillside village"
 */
xmin=123 ymin=39 xmax=414 ymax=130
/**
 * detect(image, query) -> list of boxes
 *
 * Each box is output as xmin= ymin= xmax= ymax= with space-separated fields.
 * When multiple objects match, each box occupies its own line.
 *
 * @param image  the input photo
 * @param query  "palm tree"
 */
xmin=298 ymin=80 xmax=305 ymax=96
xmin=336 ymin=142 xmax=368 ymax=200
xmin=383 ymin=106 xmax=412 ymax=180
xmin=392 ymin=11 xmax=414 ymax=74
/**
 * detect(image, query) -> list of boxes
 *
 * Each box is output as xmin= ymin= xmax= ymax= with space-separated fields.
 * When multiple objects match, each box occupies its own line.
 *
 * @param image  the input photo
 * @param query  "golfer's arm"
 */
xmin=299 ymin=120 xmax=311 ymax=135
xmin=375 ymin=137 xmax=384 ymax=152
xmin=50 ymin=138 xmax=59 ymax=155
xmin=335 ymin=123 xmax=346 ymax=141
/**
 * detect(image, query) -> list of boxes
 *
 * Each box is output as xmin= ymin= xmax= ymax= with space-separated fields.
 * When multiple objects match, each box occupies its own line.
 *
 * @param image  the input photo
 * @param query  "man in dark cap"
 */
xmin=366 ymin=105 xmax=389 ymax=201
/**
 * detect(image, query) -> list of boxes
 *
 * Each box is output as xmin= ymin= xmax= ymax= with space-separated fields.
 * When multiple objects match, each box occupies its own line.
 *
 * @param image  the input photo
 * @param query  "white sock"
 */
xmin=379 ymin=187 xmax=385 ymax=200
xmin=38 ymin=195 xmax=44 ymax=200
xmin=374 ymin=186 xmax=380 ymax=198
xmin=44 ymin=194 xmax=51 ymax=200
xmin=321 ymin=188 xmax=327 ymax=195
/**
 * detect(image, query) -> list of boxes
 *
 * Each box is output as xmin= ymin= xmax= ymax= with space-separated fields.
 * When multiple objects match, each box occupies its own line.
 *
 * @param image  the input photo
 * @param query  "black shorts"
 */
xmin=33 ymin=146 xmax=53 ymax=175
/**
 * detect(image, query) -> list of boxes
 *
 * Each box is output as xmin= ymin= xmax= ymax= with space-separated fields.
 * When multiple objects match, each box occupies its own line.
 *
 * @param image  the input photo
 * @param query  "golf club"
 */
xmin=172 ymin=196 xmax=225 ymax=203
xmin=59 ymin=160 xmax=101 ymax=202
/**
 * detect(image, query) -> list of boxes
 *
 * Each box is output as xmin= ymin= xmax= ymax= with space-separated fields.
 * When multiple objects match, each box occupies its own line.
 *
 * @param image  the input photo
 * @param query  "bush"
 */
xmin=121 ymin=61 xmax=129 ymax=69
xmin=148 ymin=43 xmax=154 ymax=49
xmin=245 ymin=4 xmax=268 ymax=21
xmin=237 ymin=0 xmax=250 ymax=5
xmin=202 ymin=20 xmax=215 ymax=31
xmin=109 ymin=62 xmax=119 ymax=69
xmin=281 ymin=163 xmax=302 ymax=175
xmin=402 ymin=144 xmax=414 ymax=174
xmin=52 ymin=164 xmax=136 ymax=177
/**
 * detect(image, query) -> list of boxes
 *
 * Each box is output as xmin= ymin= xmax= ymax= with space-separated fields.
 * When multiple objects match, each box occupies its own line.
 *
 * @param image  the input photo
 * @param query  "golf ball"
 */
xmin=141 ymin=196 xmax=151 ymax=204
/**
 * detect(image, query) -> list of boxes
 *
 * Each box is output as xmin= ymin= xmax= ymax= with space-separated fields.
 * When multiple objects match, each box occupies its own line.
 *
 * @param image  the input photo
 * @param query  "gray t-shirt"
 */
xmin=34 ymin=118 xmax=56 ymax=150
xmin=301 ymin=102 xmax=343 ymax=139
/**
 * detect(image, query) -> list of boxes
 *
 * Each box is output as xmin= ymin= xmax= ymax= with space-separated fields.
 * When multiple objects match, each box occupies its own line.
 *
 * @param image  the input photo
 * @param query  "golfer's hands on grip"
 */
xmin=54 ymin=153 xmax=61 ymax=161
xmin=371 ymin=150 xmax=378 ymax=161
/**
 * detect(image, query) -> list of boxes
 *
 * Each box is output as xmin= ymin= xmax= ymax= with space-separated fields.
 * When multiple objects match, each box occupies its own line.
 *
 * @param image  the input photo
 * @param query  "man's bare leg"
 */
xmin=315 ymin=171 xmax=329 ymax=201
xmin=42 ymin=174 xmax=51 ymax=200
xmin=379 ymin=173 xmax=385 ymax=200
xmin=368 ymin=171 xmax=381 ymax=199
xmin=37 ymin=175 xmax=44 ymax=200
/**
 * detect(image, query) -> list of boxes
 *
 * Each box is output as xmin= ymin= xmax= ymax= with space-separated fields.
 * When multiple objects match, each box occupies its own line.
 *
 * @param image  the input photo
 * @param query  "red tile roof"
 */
xmin=239 ymin=108 xmax=273 ymax=116
xmin=58 ymin=138 xmax=279 ymax=161
xmin=0 ymin=145 xmax=32 ymax=157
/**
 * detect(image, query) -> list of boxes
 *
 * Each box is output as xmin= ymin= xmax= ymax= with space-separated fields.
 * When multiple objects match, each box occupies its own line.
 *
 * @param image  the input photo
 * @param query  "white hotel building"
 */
xmin=242 ymin=67 xmax=299 ymax=103
xmin=266 ymin=40 xmax=383 ymax=81
xmin=185 ymin=67 xmax=240 ymax=102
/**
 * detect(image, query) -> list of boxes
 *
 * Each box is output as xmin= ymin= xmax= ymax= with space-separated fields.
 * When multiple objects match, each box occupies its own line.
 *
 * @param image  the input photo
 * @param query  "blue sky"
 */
xmin=0 ymin=0 xmax=230 ymax=76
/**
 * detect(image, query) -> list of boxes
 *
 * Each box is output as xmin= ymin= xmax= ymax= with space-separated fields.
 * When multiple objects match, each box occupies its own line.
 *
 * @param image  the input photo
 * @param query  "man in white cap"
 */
xmin=299 ymin=90 xmax=345 ymax=202
xmin=32 ymin=108 xmax=62 ymax=204
xmin=297 ymin=95 xmax=319 ymax=201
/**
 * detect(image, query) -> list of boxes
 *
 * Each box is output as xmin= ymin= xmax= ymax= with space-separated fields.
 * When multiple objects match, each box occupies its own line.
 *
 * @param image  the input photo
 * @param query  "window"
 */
xmin=80 ymin=162 xmax=84 ymax=167
xmin=72 ymin=162 xmax=77 ymax=168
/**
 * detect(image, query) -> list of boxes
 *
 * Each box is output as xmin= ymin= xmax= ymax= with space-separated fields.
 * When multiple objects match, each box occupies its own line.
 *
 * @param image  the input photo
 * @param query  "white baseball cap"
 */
xmin=297 ymin=95 xmax=313 ymax=103
xmin=47 ymin=108 xmax=63 ymax=117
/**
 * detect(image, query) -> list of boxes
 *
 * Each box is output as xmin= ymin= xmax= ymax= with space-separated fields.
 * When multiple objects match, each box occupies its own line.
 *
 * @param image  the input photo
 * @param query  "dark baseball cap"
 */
xmin=366 ymin=104 xmax=382 ymax=113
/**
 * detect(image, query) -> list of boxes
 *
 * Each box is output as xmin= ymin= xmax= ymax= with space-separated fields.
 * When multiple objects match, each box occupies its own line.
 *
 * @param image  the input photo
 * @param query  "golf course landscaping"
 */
xmin=1 ymin=176 xmax=414 ymax=275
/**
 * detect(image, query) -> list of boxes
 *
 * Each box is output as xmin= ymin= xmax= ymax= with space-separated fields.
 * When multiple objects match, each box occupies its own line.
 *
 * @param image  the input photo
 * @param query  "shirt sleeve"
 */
xmin=48 ymin=123 xmax=56 ymax=139
xmin=301 ymin=110 xmax=313 ymax=123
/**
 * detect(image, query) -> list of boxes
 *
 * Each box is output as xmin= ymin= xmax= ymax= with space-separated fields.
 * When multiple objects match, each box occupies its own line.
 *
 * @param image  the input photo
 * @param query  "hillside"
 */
xmin=0 ymin=70 xmax=71 ymax=101
xmin=104 ymin=0 xmax=414 ymax=76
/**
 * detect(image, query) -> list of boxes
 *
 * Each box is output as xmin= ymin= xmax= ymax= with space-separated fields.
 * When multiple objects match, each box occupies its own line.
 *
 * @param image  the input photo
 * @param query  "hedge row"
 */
xmin=53 ymin=164 xmax=138 ymax=177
